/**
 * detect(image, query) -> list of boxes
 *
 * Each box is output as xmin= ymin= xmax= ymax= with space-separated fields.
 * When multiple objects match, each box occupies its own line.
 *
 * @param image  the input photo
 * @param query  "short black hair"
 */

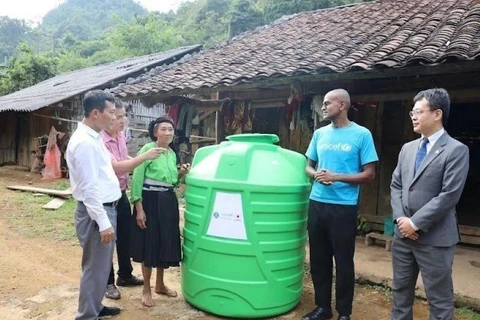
xmin=148 ymin=116 xmax=175 ymax=141
xmin=83 ymin=90 xmax=115 ymax=117
xmin=114 ymin=98 xmax=125 ymax=109
xmin=148 ymin=116 xmax=179 ymax=164
xmin=413 ymin=88 xmax=450 ymax=126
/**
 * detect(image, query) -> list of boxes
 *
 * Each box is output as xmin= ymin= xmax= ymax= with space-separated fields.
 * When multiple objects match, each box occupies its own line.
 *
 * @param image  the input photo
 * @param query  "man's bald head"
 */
xmin=322 ymin=88 xmax=352 ymax=122
xmin=326 ymin=89 xmax=351 ymax=109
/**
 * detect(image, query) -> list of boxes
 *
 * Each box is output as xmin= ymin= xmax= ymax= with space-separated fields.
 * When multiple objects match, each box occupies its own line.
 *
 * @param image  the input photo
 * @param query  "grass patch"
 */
xmin=456 ymin=307 xmax=480 ymax=320
xmin=53 ymin=180 xmax=71 ymax=190
xmin=5 ymin=191 xmax=77 ymax=243
xmin=4 ymin=181 xmax=185 ymax=244
xmin=363 ymin=284 xmax=393 ymax=302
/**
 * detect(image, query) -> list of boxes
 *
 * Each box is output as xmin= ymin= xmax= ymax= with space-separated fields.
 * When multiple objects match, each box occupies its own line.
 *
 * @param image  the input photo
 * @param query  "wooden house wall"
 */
xmin=1 ymin=95 xmax=165 ymax=168
xmin=16 ymin=107 xmax=71 ymax=168
xmin=69 ymin=97 xmax=166 ymax=157
xmin=206 ymin=68 xmax=480 ymax=243
xmin=126 ymin=100 xmax=165 ymax=157
xmin=0 ymin=111 xmax=18 ymax=165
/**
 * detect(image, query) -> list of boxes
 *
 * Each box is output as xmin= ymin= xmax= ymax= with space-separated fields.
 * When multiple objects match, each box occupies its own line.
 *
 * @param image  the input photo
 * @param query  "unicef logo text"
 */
xmin=319 ymin=143 xmax=352 ymax=152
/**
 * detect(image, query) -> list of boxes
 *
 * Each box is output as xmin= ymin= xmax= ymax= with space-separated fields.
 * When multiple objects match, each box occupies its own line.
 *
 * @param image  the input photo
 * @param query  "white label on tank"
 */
xmin=206 ymin=192 xmax=247 ymax=240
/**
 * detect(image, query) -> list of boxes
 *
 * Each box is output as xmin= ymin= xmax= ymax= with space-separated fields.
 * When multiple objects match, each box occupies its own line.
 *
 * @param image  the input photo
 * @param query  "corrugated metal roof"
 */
xmin=0 ymin=45 xmax=201 ymax=113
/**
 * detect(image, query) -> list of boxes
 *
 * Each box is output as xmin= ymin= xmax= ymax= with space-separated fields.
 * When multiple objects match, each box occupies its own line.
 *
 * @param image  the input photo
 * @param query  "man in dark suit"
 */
xmin=390 ymin=88 xmax=469 ymax=320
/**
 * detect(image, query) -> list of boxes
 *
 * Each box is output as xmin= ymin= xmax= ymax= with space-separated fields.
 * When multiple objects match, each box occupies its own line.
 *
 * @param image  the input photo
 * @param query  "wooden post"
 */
xmin=215 ymin=109 xmax=225 ymax=145
xmin=374 ymin=101 xmax=384 ymax=217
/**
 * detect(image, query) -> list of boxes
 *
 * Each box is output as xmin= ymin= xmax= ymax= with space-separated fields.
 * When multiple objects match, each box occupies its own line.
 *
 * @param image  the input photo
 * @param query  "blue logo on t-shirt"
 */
xmin=305 ymin=122 xmax=378 ymax=205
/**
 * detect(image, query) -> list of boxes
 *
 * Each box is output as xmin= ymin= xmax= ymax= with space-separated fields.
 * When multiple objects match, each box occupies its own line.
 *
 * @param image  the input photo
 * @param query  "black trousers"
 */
xmin=108 ymin=191 xmax=134 ymax=284
xmin=308 ymin=200 xmax=357 ymax=316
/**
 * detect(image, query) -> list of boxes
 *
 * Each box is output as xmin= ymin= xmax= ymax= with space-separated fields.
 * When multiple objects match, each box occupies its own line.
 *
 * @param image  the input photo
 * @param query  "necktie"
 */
xmin=414 ymin=137 xmax=429 ymax=174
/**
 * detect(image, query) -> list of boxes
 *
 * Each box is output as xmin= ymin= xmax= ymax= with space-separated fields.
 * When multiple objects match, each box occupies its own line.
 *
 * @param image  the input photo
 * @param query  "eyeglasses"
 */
xmin=409 ymin=109 xmax=432 ymax=117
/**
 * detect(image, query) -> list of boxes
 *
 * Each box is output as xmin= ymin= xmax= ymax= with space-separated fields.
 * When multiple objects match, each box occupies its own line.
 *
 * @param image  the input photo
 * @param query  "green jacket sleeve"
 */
xmin=130 ymin=143 xmax=152 ymax=204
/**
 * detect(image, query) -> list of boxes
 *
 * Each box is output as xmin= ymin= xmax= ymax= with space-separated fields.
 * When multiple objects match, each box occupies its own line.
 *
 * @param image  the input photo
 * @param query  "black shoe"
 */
xmin=116 ymin=275 xmax=144 ymax=287
xmin=104 ymin=284 xmax=121 ymax=300
xmin=302 ymin=307 xmax=333 ymax=320
xmin=98 ymin=306 xmax=121 ymax=318
xmin=338 ymin=316 xmax=351 ymax=320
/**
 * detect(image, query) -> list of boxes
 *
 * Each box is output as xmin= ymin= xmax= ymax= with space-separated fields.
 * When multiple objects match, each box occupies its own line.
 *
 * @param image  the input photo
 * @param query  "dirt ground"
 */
xmin=0 ymin=166 xmax=469 ymax=320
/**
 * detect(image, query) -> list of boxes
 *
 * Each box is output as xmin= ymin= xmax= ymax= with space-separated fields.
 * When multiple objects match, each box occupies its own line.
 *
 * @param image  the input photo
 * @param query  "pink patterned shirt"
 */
xmin=102 ymin=131 xmax=129 ymax=190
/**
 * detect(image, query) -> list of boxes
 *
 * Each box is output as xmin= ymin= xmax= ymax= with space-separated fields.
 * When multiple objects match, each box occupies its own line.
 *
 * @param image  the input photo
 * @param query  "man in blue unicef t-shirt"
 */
xmin=302 ymin=89 xmax=378 ymax=320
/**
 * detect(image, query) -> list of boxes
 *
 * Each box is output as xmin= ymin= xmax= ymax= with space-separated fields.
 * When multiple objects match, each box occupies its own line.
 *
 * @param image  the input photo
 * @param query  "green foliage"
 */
xmin=0 ymin=43 xmax=57 ymax=95
xmin=357 ymin=215 xmax=371 ymax=235
xmin=262 ymin=0 xmax=370 ymax=23
xmin=39 ymin=0 xmax=147 ymax=41
xmin=56 ymin=51 xmax=89 ymax=73
xmin=6 ymin=191 xmax=77 ymax=243
xmin=455 ymin=307 xmax=480 ymax=320
xmin=108 ymin=14 xmax=186 ymax=56
xmin=172 ymin=0 xmax=231 ymax=46
xmin=0 ymin=0 xmax=373 ymax=93
xmin=0 ymin=16 xmax=31 ymax=63
xmin=229 ymin=0 xmax=264 ymax=38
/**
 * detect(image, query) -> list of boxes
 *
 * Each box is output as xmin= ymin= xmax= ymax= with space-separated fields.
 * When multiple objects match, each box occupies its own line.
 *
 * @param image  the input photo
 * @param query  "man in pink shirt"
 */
xmin=101 ymin=99 xmax=154 ymax=299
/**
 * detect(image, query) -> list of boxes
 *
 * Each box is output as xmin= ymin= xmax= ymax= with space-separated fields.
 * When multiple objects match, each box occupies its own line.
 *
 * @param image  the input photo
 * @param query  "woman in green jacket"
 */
xmin=130 ymin=116 xmax=189 ymax=307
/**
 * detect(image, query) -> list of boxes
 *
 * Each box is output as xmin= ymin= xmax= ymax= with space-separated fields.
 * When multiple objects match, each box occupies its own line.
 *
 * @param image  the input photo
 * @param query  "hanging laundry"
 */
xmin=242 ymin=100 xmax=253 ymax=132
xmin=311 ymin=95 xmax=324 ymax=129
xmin=231 ymin=100 xmax=245 ymax=134
xmin=221 ymin=99 xmax=235 ymax=134
xmin=176 ymin=104 xmax=196 ymax=142
xmin=167 ymin=101 xmax=181 ymax=126
xmin=184 ymin=105 xmax=196 ymax=138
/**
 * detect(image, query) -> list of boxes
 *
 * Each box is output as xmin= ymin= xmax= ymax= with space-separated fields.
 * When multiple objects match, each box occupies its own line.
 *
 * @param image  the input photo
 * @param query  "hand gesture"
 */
xmin=136 ymin=209 xmax=147 ymax=229
xmin=179 ymin=163 xmax=191 ymax=175
xmin=143 ymin=147 xmax=167 ymax=160
xmin=314 ymin=169 xmax=334 ymax=185
xmin=397 ymin=217 xmax=419 ymax=240
xmin=100 ymin=226 xmax=115 ymax=244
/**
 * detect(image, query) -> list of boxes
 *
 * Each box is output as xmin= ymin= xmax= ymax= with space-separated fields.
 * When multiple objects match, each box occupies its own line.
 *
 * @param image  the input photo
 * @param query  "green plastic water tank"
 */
xmin=182 ymin=133 xmax=310 ymax=318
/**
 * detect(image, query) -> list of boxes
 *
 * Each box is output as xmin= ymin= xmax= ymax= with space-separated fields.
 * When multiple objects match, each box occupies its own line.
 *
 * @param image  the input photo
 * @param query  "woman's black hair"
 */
xmin=148 ymin=116 xmax=175 ymax=141
xmin=148 ymin=116 xmax=180 ymax=164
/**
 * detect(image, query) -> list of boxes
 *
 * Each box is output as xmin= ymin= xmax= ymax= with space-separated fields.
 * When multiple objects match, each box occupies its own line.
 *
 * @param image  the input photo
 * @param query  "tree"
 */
xmin=263 ymin=0 xmax=332 ymax=23
xmin=39 ymin=0 xmax=147 ymax=41
xmin=228 ymin=0 xmax=264 ymax=38
xmin=0 ymin=16 xmax=31 ymax=63
xmin=174 ymin=0 xmax=231 ymax=46
xmin=108 ymin=14 xmax=186 ymax=56
xmin=0 ymin=43 xmax=57 ymax=95
xmin=0 ymin=0 xmax=373 ymax=75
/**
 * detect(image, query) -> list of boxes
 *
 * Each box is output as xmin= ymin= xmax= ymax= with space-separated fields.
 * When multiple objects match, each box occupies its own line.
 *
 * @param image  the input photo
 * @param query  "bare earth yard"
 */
xmin=0 ymin=166 xmax=478 ymax=320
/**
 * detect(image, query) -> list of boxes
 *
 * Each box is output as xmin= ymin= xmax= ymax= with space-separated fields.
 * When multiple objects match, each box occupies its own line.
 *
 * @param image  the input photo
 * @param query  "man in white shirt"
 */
xmin=67 ymin=90 xmax=120 ymax=320
xmin=67 ymin=90 xmax=162 ymax=319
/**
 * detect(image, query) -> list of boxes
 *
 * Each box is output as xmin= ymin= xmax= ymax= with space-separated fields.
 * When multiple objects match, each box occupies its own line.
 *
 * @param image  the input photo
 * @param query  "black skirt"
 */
xmin=130 ymin=188 xmax=181 ymax=268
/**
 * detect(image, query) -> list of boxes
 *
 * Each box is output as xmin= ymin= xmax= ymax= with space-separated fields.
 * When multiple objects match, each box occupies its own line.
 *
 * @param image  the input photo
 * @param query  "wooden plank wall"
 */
xmin=375 ymin=101 xmax=416 ymax=219
xmin=0 ymin=112 xmax=18 ymax=165
xmin=17 ymin=107 xmax=71 ymax=168
xmin=278 ymin=105 xmax=314 ymax=154
xmin=126 ymin=100 xmax=165 ymax=157
xmin=355 ymin=102 xmax=382 ymax=218
xmin=363 ymin=214 xmax=480 ymax=245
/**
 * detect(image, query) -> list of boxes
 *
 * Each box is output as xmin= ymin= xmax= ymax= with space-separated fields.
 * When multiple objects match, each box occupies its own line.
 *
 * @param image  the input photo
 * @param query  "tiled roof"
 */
xmin=0 ymin=45 xmax=201 ymax=112
xmin=112 ymin=0 xmax=480 ymax=98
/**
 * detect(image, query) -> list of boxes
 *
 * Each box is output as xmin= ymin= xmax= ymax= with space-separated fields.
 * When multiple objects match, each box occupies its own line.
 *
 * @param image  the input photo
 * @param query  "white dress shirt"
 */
xmin=408 ymin=128 xmax=445 ymax=231
xmin=422 ymin=128 xmax=445 ymax=154
xmin=66 ymin=122 xmax=121 ymax=231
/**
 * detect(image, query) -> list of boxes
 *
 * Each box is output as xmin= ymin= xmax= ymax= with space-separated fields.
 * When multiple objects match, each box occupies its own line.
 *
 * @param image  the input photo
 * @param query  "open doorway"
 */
xmin=447 ymin=103 xmax=480 ymax=227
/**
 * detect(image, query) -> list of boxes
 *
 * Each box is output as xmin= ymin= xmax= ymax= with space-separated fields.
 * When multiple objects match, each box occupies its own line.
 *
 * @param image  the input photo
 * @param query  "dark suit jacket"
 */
xmin=390 ymin=132 xmax=469 ymax=247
